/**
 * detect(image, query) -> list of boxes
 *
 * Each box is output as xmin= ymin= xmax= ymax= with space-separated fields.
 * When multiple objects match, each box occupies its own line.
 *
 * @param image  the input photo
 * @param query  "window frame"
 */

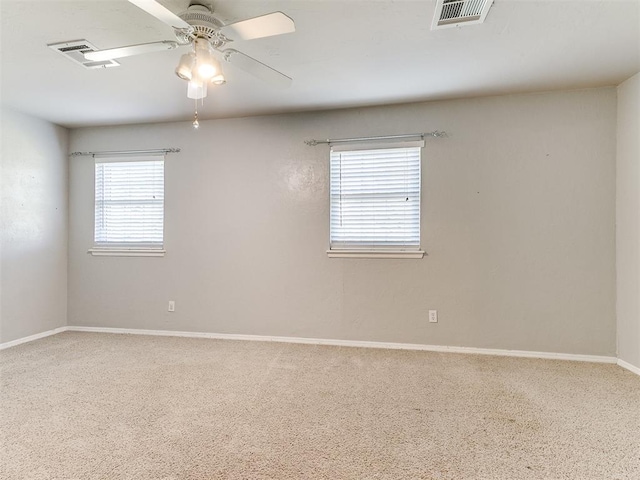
xmin=89 ymin=154 xmax=166 ymax=257
xmin=327 ymin=141 xmax=425 ymax=259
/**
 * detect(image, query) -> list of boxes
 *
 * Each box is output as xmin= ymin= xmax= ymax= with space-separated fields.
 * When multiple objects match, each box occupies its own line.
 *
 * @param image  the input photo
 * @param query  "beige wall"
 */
xmin=0 ymin=108 xmax=68 ymax=343
xmin=616 ymin=72 xmax=640 ymax=369
xmin=68 ymin=88 xmax=617 ymax=355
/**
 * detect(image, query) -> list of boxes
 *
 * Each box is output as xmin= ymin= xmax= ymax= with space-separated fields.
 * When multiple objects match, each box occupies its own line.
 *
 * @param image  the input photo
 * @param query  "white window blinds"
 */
xmin=330 ymin=143 xmax=422 ymax=249
xmin=94 ymin=155 xmax=164 ymax=248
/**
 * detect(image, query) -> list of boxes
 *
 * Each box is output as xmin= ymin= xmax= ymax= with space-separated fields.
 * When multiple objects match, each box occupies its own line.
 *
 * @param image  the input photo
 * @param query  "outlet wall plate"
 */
xmin=429 ymin=310 xmax=438 ymax=323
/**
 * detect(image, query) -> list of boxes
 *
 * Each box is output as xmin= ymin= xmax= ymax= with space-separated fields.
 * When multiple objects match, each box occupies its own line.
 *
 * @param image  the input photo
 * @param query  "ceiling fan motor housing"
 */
xmin=176 ymin=5 xmax=226 ymax=48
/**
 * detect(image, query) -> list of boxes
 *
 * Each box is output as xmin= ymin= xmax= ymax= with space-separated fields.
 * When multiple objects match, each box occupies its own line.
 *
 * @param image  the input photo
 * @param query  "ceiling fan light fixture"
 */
xmin=175 ymin=52 xmax=195 ymax=80
xmin=83 ymin=0 xmax=296 ymax=130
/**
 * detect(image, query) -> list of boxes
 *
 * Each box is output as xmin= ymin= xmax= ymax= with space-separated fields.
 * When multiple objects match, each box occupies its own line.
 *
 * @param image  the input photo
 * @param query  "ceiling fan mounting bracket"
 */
xmin=175 ymin=3 xmax=228 ymax=47
xmin=188 ymin=1 xmax=212 ymax=10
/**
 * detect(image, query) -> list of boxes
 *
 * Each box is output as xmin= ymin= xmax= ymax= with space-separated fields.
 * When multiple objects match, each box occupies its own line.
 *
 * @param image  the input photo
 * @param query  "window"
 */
xmin=90 ymin=155 xmax=165 ymax=256
xmin=329 ymin=142 xmax=424 ymax=258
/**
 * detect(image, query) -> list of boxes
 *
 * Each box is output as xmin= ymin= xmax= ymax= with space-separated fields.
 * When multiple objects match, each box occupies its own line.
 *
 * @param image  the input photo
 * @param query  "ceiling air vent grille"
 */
xmin=432 ymin=0 xmax=494 ymax=29
xmin=48 ymin=40 xmax=120 ymax=69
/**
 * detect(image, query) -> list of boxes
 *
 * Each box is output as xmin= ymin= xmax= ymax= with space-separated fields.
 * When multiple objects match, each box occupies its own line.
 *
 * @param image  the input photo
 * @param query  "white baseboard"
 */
xmin=617 ymin=359 xmax=640 ymax=376
xmin=65 ymin=326 xmax=618 ymax=364
xmin=1 ymin=325 xmax=624 ymax=368
xmin=0 ymin=326 xmax=68 ymax=351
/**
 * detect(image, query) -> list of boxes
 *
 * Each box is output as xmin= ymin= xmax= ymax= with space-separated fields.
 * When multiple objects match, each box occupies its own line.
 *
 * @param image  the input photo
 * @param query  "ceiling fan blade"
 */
xmin=84 ymin=41 xmax=179 ymax=61
xmin=219 ymin=12 xmax=295 ymax=41
xmin=223 ymin=49 xmax=292 ymax=87
xmin=128 ymin=0 xmax=192 ymax=30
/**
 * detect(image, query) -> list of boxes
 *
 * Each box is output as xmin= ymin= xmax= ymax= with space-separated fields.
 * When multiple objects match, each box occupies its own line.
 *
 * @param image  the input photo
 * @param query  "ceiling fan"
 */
xmin=85 ymin=0 xmax=295 ymax=105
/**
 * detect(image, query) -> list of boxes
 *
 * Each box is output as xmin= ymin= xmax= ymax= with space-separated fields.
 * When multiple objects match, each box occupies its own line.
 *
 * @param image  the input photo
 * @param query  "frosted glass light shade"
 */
xmin=198 ymin=57 xmax=221 ymax=79
xmin=194 ymin=37 xmax=221 ymax=80
xmin=175 ymin=52 xmax=195 ymax=80
xmin=211 ymin=73 xmax=226 ymax=85
xmin=187 ymin=79 xmax=207 ymax=99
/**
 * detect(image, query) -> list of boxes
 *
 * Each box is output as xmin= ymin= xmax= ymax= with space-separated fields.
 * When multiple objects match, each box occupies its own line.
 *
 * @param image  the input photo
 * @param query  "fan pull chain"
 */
xmin=192 ymin=98 xmax=199 ymax=129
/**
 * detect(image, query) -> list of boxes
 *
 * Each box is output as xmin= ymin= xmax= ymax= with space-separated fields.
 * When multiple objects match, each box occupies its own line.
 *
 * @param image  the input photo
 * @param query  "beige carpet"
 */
xmin=1 ymin=332 xmax=639 ymax=479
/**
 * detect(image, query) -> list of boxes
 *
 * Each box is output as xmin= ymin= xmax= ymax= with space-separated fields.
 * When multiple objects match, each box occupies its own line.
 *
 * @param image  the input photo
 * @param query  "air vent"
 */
xmin=48 ymin=40 xmax=120 ymax=69
xmin=432 ymin=0 xmax=494 ymax=29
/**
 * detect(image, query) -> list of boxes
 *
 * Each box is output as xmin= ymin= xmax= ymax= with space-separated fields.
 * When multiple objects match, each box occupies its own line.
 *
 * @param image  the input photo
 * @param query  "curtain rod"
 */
xmin=304 ymin=131 xmax=447 ymax=146
xmin=69 ymin=148 xmax=181 ymax=157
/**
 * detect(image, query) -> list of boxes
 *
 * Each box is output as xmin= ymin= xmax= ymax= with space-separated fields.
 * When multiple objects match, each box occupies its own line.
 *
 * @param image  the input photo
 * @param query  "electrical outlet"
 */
xmin=429 ymin=310 xmax=438 ymax=323
xmin=168 ymin=301 xmax=175 ymax=312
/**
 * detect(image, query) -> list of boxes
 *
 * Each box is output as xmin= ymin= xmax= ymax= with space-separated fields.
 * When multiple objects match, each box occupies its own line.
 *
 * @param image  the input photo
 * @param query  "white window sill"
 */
xmin=326 ymin=249 xmax=425 ymax=259
xmin=88 ymin=247 xmax=166 ymax=257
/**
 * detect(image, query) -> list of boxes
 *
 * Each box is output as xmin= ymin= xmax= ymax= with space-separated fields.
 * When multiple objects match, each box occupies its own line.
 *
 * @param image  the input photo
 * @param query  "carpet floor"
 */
xmin=1 ymin=332 xmax=639 ymax=479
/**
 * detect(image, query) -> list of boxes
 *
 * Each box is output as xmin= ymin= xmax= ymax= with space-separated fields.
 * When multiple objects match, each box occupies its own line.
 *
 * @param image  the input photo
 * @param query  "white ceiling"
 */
xmin=1 ymin=0 xmax=639 ymax=128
